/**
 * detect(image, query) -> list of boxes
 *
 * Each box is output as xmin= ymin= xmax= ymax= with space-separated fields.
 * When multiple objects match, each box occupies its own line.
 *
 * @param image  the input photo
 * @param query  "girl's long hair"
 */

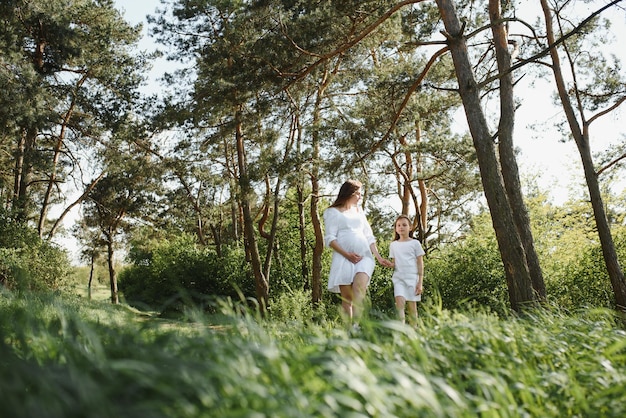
xmin=393 ymin=214 xmax=415 ymax=241
xmin=330 ymin=179 xmax=362 ymax=208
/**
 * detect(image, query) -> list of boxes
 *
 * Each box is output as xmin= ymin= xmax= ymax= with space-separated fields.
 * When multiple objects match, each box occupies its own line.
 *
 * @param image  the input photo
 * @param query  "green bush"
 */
xmin=0 ymin=210 xmax=71 ymax=292
xmin=424 ymin=197 xmax=626 ymax=314
xmin=118 ymin=234 xmax=255 ymax=313
xmin=546 ymin=231 xmax=626 ymax=311
xmin=427 ymin=233 xmax=509 ymax=315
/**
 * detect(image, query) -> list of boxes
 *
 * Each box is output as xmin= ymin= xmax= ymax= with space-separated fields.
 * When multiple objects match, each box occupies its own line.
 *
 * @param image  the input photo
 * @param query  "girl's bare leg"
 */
xmin=395 ymin=295 xmax=406 ymax=324
xmin=407 ymin=301 xmax=418 ymax=324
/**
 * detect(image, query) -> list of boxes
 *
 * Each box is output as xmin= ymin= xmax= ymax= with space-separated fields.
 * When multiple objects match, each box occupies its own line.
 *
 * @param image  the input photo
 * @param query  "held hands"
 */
xmin=344 ymin=252 xmax=392 ymax=267
xmin=377 ymin=256 xmax=393 ymax=268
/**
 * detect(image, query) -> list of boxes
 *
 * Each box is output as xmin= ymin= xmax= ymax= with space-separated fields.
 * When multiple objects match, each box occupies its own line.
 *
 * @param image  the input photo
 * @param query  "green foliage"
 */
xmin=0 ymin=0 xmax=147 ymax=225
xmin=2 ymin=292 xmax=626 ymax=417
xmin=426 ymin=190 xmax=626 ymax=313
xmin=427 ymin=211 xmax=509 ymax=315
xmin=0 ymin=210 xmax=70 ymax=291
xmin=118 ymin=234 xmax=255 ymax=313
xmin=547 ymin=230 xmax=626 ymax=311
xmin=527 ymin=193 xmax=626 ymax=310
xmin=268 ymin=287 xmax=335 ymax=325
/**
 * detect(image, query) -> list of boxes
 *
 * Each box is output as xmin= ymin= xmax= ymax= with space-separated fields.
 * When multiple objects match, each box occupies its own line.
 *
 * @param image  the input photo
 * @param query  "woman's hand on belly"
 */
xmin=344 ymin=252 xmax=363 ymax=264
xmin=330 ymin=240 xmax=363 ymax=264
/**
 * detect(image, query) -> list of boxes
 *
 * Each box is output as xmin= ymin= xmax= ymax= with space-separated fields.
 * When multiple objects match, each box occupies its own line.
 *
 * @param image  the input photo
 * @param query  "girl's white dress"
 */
xmin=389 ymin=239 xmax=425 ymax=301
xmin=323 ymin=206 xmax=376 ymax=293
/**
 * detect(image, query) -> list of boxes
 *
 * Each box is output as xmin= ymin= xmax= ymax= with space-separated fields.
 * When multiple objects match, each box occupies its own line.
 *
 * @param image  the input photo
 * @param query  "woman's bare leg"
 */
xmin=339 ymin=284 xmax=354 ymax=321
xmin=352 ymin=273 xmax=369 ymax=322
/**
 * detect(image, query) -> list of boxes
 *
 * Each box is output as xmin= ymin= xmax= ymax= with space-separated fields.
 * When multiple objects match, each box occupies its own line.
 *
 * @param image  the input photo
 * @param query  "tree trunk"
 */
xmin=297 ymin=184 xmax=310 ymax=291
xmin=37 ymin=135 xmax=63 ymax=237
xmin=293 ymin=112 xmax=310 ymax=291
xmin=540 ymin=0 xmax=626 ymax=311
xmin=310 ymin=173 xmax=324 ymax=306
xmin=12 ymin=128 xmax=36 ymax=222
xmin=398 ymin=134 xmax=413 ymax=215
xmin=393 ymin=123 xmax=429 ymax=244
xmin=415 ymin=121 xmax=429 ymax=243
xmin=309 ymin=66 xmax=334 ymax=307
xmin=235 ymin=113 xmax=269 ymax=314
xmin=105 ymin=231 xmax=119 ymax=304
xmin=88 ymin=253 xmax=94 ymax=301
xmin=489 ymin=0 xmax=546 ymax=301
xmin=259 ymin=175 xmax=282 ymax=281
xmin=436 ymin=0 xmax=536 ymax=311
xmin=210 ymin=223 xmax=222 ymax=257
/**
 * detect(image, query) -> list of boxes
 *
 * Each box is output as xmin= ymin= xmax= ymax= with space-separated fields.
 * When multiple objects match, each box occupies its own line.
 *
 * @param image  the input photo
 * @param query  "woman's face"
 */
xmin=349 ymin=189 xmax=362 ymax=205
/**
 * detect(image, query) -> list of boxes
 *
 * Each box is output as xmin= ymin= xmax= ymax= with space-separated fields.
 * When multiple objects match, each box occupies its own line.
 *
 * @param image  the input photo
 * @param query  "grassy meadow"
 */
xmin=1 ymin=289 xmax=626 ymax=418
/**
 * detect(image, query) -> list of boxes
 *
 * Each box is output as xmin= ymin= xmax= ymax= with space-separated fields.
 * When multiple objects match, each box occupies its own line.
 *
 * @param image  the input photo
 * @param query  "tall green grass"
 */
xmin=1 ymin=291 xmax=625 ymax=417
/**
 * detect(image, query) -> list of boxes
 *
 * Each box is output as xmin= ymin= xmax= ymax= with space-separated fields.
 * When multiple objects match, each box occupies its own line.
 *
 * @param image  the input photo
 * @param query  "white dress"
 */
xmin=323 ymin=206 xmax=376 ymax=293
xmin=389 ymin=239 xmax=425 ymax=301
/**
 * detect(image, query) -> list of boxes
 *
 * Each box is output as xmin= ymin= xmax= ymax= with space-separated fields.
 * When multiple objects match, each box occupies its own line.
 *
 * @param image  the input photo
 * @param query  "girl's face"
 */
xmin=395 ymin=218 xmax=411 ymax=237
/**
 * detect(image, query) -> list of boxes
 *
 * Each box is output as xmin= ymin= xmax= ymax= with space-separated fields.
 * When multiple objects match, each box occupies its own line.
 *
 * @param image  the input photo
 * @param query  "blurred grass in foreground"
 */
xmin=1 ymin=291 xmax=625 ymax=418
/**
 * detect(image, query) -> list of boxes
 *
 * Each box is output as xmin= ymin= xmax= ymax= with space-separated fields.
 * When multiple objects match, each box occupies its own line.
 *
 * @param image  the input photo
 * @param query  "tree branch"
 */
xmin=587 ymin=95 xmax=626 ymax=126
xmin=479 ymin=0 xmax=624 ymax=89
xmin=285 ymin=0 xmax=426 ymax=87
xmin=597 ymin=152 xmax=626 ymax=177
xmin=356 ymin=45 xmax=449 ymax=163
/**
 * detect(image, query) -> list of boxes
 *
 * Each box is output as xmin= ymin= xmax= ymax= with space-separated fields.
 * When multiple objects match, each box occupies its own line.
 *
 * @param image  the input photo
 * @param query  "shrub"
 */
xmin=118 ymin=234 xmax=255 ymax=313
xmin=0 ymin=210 xmax=71 ymax=292
xmin=427 ymin=232 xmax=509 ymax=316
xmin=546 ymin=231 xmax=626 ymax=311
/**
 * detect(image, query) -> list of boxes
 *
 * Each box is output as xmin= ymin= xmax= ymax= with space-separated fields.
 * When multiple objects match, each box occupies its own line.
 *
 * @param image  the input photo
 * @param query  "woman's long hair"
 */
xmin=330 ymin=179 xmax=362 ymax=208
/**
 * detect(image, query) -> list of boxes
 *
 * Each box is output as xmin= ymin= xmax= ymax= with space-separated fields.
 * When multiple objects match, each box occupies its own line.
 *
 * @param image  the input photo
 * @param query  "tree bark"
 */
xmin=399 ymin=133 xmax=413 ymax=216
xmin=540 ymin=0 xmax=626 ymax=311
xmin=88 ymin=253 xmax=94 ymax=301
xmin=105 ymin=230 xmax=119 ymax=304
xmin=489 ymin=0 xmax=546 ymax=301
xmin=292 ymin=111 xmax=311 ymax=292
xmin=297 ymin=184 xmax=310 ymax=291
xmin=310 ymin=174 xmax=324 ymax=306
xmin=415 ymin=121 xmax=429 ymax=243
xmin=259 ymin=175 xmax=282 ymax=282
xmin=309 ymin=125 xmax=324 ymax=307
xmin=38 ymin=74 xmax=87 ymax=238
xmin=12 ymin=128 xmax=36 ymax=222
xmin=436 ymin=0 xmax=536 ymax=311
xmin=235 ymin=111 xmax=269 ymax=314
xmin=309 ymin=66 xmax=334 ymax=307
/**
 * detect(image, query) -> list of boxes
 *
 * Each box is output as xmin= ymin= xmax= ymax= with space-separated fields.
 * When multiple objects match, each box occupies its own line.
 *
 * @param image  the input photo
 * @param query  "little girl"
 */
xmin=388 ymin=215 xmax=425 ymax=324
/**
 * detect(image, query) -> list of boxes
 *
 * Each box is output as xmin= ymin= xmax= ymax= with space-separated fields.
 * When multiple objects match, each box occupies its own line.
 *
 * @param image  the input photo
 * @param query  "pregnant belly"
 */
xmin=337 ymin=233 xmax=369 ymax=255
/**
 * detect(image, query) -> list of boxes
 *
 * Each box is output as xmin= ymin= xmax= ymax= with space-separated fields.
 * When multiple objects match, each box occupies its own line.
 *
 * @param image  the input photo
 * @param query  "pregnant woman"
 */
xmin=323 ymin=179 xmax=390 ymax=324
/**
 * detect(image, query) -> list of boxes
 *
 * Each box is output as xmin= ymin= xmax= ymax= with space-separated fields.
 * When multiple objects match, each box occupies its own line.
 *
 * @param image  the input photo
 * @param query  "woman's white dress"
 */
xmin=323 ymin=206 xmax=376 ymax=293
xmin=389 ymin=239 xmax=425 ymax=301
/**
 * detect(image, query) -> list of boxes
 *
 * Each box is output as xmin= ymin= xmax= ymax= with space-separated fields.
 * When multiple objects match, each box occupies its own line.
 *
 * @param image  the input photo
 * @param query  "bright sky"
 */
xmin=509 ymin=0 xmax=626 ymax=203
xmin=112 ymin=0 xmax=625 ymax=207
